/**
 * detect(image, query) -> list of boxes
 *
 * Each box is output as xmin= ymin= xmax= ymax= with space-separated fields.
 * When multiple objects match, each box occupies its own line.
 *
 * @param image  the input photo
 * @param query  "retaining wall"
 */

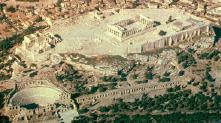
xmin=141 ymin=24 xmax=211 ymax=52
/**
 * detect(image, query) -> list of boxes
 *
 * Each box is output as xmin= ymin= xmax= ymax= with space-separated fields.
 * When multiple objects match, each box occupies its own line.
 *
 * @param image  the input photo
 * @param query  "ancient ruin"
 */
xmin=1 ymin=0 xmax=221 ymax=122
xmin=3 ymin=79 xmax=77 ymax=122
xmin=76 ymin=81 xmax=186 ymax=105
xmin=107 ymin=15 xmax=154 ymax=41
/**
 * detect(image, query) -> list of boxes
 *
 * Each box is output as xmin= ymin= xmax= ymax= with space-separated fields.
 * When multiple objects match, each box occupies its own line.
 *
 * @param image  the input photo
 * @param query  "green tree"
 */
xmin=146 ymin=72 xmax=153 ymax=80
xmin=98 ymin=106 xmax=110 ymax=112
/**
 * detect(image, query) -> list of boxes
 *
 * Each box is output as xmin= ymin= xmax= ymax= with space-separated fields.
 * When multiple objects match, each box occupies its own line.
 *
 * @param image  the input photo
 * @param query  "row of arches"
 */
xmin=16 ymin=80 xmax=50 ymax=91
xmin=76 ymin=81 xmax=184 ymax=104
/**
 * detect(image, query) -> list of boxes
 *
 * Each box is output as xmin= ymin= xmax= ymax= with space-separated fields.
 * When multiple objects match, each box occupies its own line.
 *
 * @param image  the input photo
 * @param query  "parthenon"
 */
xmin=107 ymin=14 xmax=154 ymax=41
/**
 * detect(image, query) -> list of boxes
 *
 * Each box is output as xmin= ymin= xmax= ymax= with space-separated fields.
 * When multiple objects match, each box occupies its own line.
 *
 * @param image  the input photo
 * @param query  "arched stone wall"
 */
xmin=76 ymin=82 xmax=186 ymax=104
xmin=16 ymin=80 xmax=53 ymax=91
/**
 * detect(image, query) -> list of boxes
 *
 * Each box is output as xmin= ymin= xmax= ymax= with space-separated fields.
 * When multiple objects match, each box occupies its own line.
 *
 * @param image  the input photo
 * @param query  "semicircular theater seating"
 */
xmin=10 ymin=86 xmax=63 ymax=106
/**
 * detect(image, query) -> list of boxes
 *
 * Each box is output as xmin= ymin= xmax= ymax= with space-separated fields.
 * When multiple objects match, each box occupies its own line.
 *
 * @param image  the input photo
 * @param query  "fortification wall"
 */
xmin=141 ymin=24 xmax=211 ymax=52
xmin=76 ymin=81 xmax=186 ymax=104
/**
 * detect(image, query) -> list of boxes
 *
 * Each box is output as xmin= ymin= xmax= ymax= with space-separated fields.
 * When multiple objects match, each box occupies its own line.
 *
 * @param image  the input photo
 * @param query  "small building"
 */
xmin=89 ymin=10 xmax=105 ymax=20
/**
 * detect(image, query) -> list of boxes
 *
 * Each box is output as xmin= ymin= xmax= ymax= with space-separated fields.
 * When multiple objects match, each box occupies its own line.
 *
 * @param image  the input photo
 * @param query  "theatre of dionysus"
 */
xmin=18 ymin=8 xmax=211 ymax=64
xmin=3 ymin=79 xmax=78 ymax=123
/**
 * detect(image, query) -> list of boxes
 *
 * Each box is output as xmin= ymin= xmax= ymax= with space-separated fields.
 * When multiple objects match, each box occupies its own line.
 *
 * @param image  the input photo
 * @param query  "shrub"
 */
xmin=146 ymin=72 xmax=153 ymax=80
xmin=99 ymin=106 xmax=110 ymax=112
xmin=178 ymin=70 xmax=185 ymax=76
xmin=159 ymin=30 xmax=167 ymax=36
xmin=159 ymin=77 xmax=170 ymax=82
xmin=78 ymin=108 xmax=89 ymax=114
xmin=7 ymin=6 xmax=16 ymax=13
xmin=29 ymin=71 xmax=38 ymax=77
